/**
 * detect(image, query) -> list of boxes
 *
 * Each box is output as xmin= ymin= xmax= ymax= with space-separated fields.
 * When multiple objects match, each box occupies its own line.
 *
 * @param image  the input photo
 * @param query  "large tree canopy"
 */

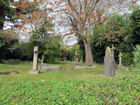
xmin=0 ymin=0 xmax=16 ymax=30
xmin=58 ymin=0 xmax=137 ymax=64
xmin=10 ymin=0 xmax=137 ymax=64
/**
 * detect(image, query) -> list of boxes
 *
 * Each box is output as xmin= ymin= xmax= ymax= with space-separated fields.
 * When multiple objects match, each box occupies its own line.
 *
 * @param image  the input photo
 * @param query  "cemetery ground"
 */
xmin=0 ymin=61 xmax=140 ymax=104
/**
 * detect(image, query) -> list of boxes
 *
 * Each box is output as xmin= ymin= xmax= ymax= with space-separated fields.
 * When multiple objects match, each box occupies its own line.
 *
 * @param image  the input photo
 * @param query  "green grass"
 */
xmin=0 ymin=62 xmax=105 ymax=81
xmin=0 ymin=61 xmax=140 ymax=104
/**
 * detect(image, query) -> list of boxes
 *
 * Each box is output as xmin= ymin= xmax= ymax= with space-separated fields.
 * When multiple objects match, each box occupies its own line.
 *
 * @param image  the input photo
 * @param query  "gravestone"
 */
xmin=104 ymin=47 xmax=115 ymax=77
xmin=29 ymin=46 xmax=40 ymax=74
xmin=111 ymin=45 xmax=115 ymax=58
xmin=74 ymin=51 xmax=81 ymax=67
xmin=80 ymin=56 xmax=83 ymax=63
xmin=111 ymin=44 xmax=117 ymax=69
xmin=118 ymin=52 xmax=123 ymax=69
xmin=38 ymin=55 xmax=44 ymax=69
xmin=38 ymin=54 xmax=61 ymax=71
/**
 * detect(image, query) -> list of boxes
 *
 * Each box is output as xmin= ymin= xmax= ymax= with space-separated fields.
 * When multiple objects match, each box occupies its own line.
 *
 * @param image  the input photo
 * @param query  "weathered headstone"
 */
xmin=29 ymin=46 xmax=40 ymax=74
xmin=104 ymin=47 xmax=115 ymax=77
xmin=38 ymin=54 xmax=61 ymax=71
xmin=80 ymin=56 xmax=83 ymax=63
xmin=118 ymin=52 xmax=123 ymax=69
xmin=74 ymin=51 xmax=81 ymax=67
xmin=38 ymin=54 xmax=45 ymax=69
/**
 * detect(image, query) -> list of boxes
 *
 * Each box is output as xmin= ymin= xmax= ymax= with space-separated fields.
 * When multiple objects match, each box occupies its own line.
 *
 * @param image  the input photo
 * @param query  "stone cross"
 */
xmin=111 ymin=45 xmax=115 ymax=58
xmin=38 ymin=54 xmax=44 ymax=69
xmin=29 ymin=46 xmax=40 ymax=74
xmin=118 ymin=52 xmax=123 ymax=69
xmin=104 ymin=47 xmax=115 ymax=77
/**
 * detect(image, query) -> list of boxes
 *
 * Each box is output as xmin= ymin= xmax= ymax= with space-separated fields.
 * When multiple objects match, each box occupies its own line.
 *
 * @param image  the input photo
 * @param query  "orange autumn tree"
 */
xmin=11 ymin=0 xmax=62 ymax=48
xmin=57 ymin=0 xmax=137 ymax=64
xmin=93 ymin=13 xmax=129 ymax=47
xmin=12 ymin=0 xmax=137 ymax=64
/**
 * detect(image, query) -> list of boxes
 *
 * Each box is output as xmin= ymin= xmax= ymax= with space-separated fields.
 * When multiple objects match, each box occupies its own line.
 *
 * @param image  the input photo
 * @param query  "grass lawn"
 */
xmin=0 ymin=61 xmax=139 ymax=81
xmin=0 ymin=62 xmax=106 ymax=81
xmin=0 ymin=61 xmax=140 ymax=104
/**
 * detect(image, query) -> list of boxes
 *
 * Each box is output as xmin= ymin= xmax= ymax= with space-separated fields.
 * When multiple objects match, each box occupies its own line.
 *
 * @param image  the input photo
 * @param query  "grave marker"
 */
xmin=118 ymin=52 xmax=123 ymax=69
xmin=104 ymin=47 xmax=115 ymax=77
xmin=111 ymin=45 xmax=115 ymax=58
xmin=80 ymin=56 xmax=83 ymax=63
xmin=29 ymin=46 xmax=40 ymax=74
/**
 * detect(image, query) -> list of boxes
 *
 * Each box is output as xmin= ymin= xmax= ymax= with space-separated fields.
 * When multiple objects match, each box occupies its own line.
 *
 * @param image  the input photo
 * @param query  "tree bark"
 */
xmin=83 ymin=38 xmax=93 ymax=64
xmin=0 ymin=7 xmax=4 ymax=30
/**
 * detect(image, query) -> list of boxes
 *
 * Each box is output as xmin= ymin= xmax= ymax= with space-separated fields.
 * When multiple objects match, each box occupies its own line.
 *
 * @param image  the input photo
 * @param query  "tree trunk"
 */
xmin=83 ymin=38 xmax=93 ymax=64
xmin=0 ymin=7 xmax=4 ymax=30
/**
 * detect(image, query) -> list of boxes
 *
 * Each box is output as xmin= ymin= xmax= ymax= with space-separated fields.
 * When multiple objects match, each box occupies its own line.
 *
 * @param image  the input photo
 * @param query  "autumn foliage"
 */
xmin=10 ymin=0 xmax=137 ymax=64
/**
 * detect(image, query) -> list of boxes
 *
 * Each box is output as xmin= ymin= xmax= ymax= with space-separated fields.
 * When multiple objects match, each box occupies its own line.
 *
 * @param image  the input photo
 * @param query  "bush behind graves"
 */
xmin=1 ymin=76 xmax=140 ymax=104
xmin=132 ymin=45 xmax=140 ymax=69
xmin=122 ymin=52 xmax=133 ymax=66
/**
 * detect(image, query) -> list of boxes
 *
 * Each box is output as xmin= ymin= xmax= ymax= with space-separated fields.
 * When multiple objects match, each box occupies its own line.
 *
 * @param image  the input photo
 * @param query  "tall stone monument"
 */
xmin=29 ymin=46 xmax=40 ymax=74
xmin=104 ymin=47 xmax=115 ymax=77
xmin=118 ymin=52 xmax=123 ymax=69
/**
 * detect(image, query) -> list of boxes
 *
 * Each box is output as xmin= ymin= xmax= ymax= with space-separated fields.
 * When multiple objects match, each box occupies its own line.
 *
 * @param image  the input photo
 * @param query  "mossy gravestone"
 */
xmin=104 ymin=47 xmax=115 ymax=77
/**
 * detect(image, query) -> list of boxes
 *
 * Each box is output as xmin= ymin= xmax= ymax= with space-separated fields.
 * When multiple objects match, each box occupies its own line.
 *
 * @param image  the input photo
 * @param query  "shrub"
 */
xmin=122 ymin=52 xmax=133 ymax=66
xmin=133 ymin=45 xmax=140 ymax=69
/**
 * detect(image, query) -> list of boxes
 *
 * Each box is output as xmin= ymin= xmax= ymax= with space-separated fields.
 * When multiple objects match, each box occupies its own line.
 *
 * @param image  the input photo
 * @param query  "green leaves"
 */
xmin=44 ymin=43 xmax=62 ymax=63
xmin=132 ymin=45 xmax=140 ymax=69
xmin=1 ymin=77 xmax=140 ymax=104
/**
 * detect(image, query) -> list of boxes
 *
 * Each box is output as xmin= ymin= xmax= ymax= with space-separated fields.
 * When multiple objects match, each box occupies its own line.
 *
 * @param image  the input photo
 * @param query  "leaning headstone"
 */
xmin=118 ymin=52 xmax=123 ymax=69
xmin=29 ymin=46 xmax=40 ymax=74
xmin=38 ymin=54 xmax=61 ymax=71
xmin=104 ymin=47 xmax=115 ymax=77
xmin=38 ymin=54 xmax=45 ymax=69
